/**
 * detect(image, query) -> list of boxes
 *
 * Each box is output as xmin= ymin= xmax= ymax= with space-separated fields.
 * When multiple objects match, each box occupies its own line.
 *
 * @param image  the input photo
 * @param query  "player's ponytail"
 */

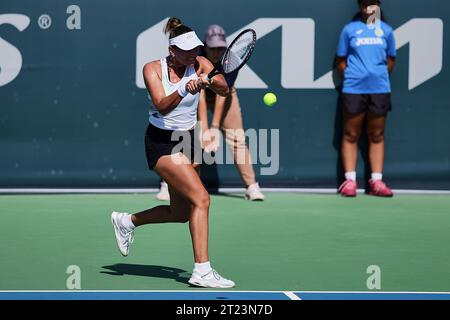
xmin=164 ymin=17 xmax=182 ymax=35
xmin=164 ymin=17 xmax=193 ymax=39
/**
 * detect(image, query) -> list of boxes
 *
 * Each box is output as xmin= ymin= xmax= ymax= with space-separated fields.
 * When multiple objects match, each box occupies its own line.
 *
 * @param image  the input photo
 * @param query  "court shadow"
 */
xmin=100 ymin=264 xmax=191 ymax=285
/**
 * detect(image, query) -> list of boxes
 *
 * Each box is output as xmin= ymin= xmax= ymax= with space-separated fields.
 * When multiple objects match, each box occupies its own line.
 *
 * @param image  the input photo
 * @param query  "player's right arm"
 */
xmin=143 ymin=61 xmax=183 ymax=115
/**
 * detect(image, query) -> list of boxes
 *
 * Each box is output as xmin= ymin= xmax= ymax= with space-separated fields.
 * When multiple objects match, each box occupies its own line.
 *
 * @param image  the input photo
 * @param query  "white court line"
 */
xmin=296 ymin=290 xmax=450 ymax=294
xmin=283 ymin=291 xmax=302 ymax=300
xmin=0 ymin=290 xmax=449 ymax=294
xmin=1 ymin=188 xmax=450 ymax=195
xmin=0 ymin=290 xmax=284 ymax=293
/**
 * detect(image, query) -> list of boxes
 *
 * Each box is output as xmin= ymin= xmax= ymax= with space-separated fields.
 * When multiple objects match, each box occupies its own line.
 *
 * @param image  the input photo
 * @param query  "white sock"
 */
xmin=122 ymin=214 xmax=135 ymax=231
xmin=345 ymin=171 xmax=356 ymax=181
xmin=194 ymin=261 xmax=212 ymax=275
xmin=371 ymin=173 xmax=383 ymax=181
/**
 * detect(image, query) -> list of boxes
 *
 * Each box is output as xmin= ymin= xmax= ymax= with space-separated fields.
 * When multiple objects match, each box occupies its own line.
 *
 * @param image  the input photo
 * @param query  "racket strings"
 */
xmin=222 ymin=31 xmax=255 ymax=74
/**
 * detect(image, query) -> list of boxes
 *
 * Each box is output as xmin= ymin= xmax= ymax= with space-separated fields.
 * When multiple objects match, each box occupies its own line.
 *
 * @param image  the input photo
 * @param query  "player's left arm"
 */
xmin=197 ymin=56 xmax=229 ymax=96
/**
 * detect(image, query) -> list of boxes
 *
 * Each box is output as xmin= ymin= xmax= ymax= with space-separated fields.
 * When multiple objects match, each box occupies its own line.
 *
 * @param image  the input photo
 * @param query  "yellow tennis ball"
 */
xmin=263 ymin=92 xmax=277 ymax=106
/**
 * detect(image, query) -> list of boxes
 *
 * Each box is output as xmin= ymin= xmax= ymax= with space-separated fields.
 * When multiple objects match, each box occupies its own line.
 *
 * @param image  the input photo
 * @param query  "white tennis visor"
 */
xmin=169 ymin=31 xmax=204 ymax=51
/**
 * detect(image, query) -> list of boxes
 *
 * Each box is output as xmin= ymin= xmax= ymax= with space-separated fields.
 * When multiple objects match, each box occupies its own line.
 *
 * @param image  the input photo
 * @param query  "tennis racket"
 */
xmin=205 ymin=28 xmax=257 ymax=81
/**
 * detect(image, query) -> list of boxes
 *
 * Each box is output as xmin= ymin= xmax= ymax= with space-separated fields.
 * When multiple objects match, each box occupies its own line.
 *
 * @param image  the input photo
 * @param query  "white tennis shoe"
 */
xmin=156 ymin=181 xmax=170 ymax=201
xmin=245 ymin=183 xmax=265 ymax=201
xmin=188 ymin=269 xmax=235 ymax=288
xmin=111 ymin=211 xmax=134 ymax=257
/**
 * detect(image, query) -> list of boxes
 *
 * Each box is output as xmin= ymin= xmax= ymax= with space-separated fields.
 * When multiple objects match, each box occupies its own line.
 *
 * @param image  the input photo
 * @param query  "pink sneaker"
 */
xmin=369 ymin=180 xmax=394 ymax=197
xmin=338 ymin=180 xmax=357 ymax=197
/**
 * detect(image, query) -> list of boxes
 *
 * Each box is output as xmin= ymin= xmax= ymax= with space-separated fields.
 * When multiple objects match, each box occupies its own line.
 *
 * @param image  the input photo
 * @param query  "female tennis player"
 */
xmin=111 ymin=18 xmax=234 ymax=288
xmin=336 ymin=0 xmax=396 ymax=197
xmin=157 ymin=25 xmax=265 ymax=201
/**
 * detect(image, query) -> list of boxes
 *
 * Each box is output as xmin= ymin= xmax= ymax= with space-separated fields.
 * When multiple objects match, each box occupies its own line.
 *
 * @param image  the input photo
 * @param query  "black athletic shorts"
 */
xmin=341 ymin=93 xmax=392 ymax=115
xmin=144 ymin=123 xmax=199 ymax=170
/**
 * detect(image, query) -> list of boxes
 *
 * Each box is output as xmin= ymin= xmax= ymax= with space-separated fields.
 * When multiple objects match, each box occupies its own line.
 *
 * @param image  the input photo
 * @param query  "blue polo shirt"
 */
xmin=337 ymin=20 xmax=396 ymax=94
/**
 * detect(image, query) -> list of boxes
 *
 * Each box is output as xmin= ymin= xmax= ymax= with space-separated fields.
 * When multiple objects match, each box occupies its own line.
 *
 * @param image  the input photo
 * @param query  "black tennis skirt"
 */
xmin=144 ymin=123 xmax=198 ymax=170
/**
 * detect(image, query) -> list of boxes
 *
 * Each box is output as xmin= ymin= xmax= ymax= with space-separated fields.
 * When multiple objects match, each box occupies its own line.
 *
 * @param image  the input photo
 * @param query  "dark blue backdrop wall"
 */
xmin=0 ymin=0 xmax=449 ymax=189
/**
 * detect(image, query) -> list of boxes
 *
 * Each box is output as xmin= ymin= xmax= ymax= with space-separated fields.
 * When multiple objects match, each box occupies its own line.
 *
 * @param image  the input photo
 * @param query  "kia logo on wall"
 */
xmin=136 ymin=18 xmax=443 ymax=91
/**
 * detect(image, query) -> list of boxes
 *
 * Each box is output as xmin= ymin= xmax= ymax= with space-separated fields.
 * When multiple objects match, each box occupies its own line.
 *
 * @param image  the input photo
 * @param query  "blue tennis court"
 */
xmin=1 ymin=290 xmax=449 ymax=300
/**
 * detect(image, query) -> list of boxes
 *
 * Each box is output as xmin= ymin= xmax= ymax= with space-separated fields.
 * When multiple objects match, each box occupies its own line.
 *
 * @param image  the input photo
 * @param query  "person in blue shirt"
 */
xmin=336 ymin=0 xmax=396 ymax=197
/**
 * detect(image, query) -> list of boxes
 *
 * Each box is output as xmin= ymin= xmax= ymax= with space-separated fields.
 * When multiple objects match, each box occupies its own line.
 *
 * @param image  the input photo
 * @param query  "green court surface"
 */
xmin=0 ymin=193 xmax=449 ymax=292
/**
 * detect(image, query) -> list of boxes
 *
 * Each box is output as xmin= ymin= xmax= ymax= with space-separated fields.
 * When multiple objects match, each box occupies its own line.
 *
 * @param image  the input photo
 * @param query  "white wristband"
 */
xmin=177 ymin=84 xmax=188 ymax=98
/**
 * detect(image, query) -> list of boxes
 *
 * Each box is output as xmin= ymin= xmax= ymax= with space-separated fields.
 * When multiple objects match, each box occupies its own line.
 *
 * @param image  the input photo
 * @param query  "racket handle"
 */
xmin=203 ymin=74 xmax=214 ymax=86
xmin=206 ymin=66 xmax=218 ymax=81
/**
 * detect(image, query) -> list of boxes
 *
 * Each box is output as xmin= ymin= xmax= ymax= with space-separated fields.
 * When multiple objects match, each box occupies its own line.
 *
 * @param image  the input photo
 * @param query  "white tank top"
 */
xmin=148 ymin=58 xmax=199 ymax=130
